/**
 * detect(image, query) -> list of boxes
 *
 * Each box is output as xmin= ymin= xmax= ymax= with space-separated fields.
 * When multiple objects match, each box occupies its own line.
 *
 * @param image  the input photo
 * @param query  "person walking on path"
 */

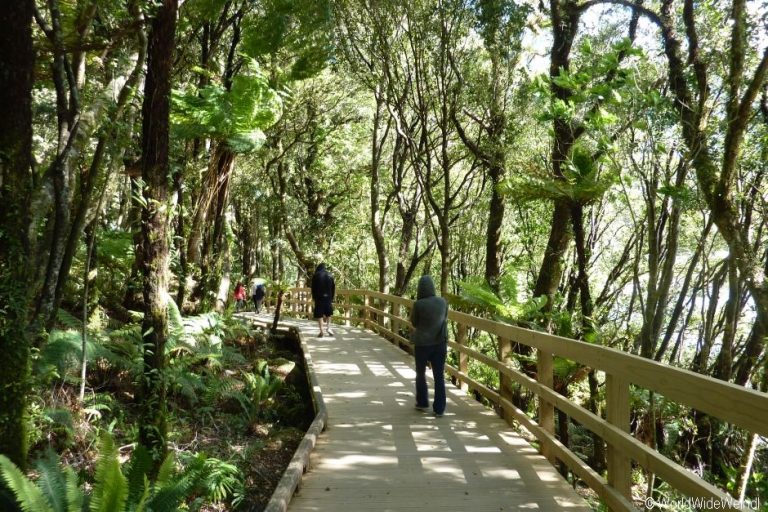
xmin=410 ymin=275 xmax=448 ymax=417
xmin=311 ymin=263 xmax=335 ymax=337
xmin=233 ymin=281 xmax=247 ymax=312
xmin=251 ymin=279 xmax=266 ymax=313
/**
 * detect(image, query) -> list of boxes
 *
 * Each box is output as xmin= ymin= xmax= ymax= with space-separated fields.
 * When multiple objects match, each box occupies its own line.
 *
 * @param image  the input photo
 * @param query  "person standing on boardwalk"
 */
xmin=311 ymin=263 xmax=335 ymax=337
xmin=410 ymin=275 xmax=448 ymax=417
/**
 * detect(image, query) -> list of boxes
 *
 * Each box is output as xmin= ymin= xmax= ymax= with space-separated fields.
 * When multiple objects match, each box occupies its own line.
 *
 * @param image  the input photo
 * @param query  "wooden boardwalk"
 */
xmin=250 ymin=314 xmax=591 ymax=511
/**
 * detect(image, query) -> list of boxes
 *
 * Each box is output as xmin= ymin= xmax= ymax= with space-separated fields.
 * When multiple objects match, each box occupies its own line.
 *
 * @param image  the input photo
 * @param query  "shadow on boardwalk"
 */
xmin=244 ymin=313 xmax=591 ymax=512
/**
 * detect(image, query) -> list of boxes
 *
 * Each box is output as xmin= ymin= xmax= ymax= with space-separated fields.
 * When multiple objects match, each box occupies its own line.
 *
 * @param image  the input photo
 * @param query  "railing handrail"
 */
xmin=276 ymin=287 xmax=766 ymax=512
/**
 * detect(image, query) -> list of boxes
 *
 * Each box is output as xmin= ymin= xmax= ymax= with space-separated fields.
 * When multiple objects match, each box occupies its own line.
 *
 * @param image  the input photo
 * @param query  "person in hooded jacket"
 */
xmin=410 ymin=275 xmax=448 ymax=417
xmin=311 ymin=263 xmax=336 ymax=337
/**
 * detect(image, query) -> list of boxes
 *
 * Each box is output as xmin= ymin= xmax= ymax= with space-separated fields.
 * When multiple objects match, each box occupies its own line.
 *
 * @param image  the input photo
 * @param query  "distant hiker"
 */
xmin=233 ymin=281 xmax=246 ymax=312
xmin=311 ymin=263 xmax=336 ymax=337
xmin=410 ymin=275 xmax=448 ymax=417
xmin=251 ymin=280 xmax=267 ymax=313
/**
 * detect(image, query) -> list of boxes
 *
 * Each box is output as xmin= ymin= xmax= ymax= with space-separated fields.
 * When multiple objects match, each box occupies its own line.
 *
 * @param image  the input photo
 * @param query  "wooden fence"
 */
xmin=273 ymin=287 xmax=767 ymax=512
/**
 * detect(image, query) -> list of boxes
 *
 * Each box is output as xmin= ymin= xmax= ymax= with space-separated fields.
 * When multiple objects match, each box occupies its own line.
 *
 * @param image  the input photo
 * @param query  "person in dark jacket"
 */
xmin=311 ymin=263 xmax=336 ymax=337
xmin=410 ymin=275 xmax=448 ymax=417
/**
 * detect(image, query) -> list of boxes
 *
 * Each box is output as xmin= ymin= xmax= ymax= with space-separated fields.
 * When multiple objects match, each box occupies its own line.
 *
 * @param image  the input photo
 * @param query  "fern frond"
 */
xmin=56 ymin=309 xmax=83 ymax=329
xmin=124 ymin=446 xmax=152 ymax=506
xmin=63 ymin=467 xmax=84 ymax=512
xmin=166 ymin=295 xmax=186 ymax=350
xmin=147 ymin=470 xmax=199 ymax=512
xmin=33 ymin=450 xmax=67 ymax=512
xmin=130 ymin=476 xmax=151 ymax=512
xmin=0 ymin=455 xmax=54 ymax=512
xmin=89 ymin=434 xmax=128 ymax=512
xmin=154 ymin=453 xmax=176 ymax=488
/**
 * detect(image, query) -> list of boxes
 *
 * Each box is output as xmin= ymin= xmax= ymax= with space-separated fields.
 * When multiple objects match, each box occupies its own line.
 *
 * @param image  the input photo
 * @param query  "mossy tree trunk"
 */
xmin=0 ymin=0 xmax=35 ymax=468
xmin=137 ymin=0 xmax=177 ymax=473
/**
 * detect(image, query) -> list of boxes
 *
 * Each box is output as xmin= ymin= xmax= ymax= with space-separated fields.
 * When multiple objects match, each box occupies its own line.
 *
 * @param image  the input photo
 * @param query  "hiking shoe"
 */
xmin=434 ymin=411 xmax=444 ymax=418
xmin=318 ymin=332 xmax=324 ymax=338
xmin=327 ymin=328 xmax=334 ymax=336
xmin=414 ymin=404 xmax=429 ymax=411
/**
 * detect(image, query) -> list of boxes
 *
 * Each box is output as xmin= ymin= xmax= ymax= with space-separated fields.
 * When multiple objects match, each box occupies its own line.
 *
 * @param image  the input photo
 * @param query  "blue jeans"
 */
xmin=415 ymin=343 xmax=447 ymax=415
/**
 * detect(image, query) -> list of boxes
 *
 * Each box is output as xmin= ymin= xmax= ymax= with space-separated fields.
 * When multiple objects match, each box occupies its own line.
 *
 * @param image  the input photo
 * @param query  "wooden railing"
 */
xmin=276 ymin=287 xmax=767 ymax=512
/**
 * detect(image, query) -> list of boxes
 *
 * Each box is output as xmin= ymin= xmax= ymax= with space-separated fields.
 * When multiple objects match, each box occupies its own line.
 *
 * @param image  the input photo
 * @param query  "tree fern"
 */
xmin=0 ymin=455 xmax=54 ymax=512
xmin=56 ymin=309 xmax=83 ymax=330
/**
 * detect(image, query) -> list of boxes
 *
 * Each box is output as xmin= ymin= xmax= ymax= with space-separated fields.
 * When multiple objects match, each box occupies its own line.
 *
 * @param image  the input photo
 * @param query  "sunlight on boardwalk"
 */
xmin=248 ymin=314 xmax=591 ymax=512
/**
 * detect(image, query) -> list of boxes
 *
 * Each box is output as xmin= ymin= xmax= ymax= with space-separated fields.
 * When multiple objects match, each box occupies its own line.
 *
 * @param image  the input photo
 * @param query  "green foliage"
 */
xmin=449 ymin=276 xmax=548 ymax=327
xmin=500 ymin=147 xmax=618 ymax=205
xmin=35 ymin=329 xmax=104 ymax=383
xmin=171 ymin=61 xmax=282 ymax=153
xmin=0 ymin=433 xmax=210 ymax=512
xmin=474 ymin=0 xmax=530 ymax=59
xmin=196 ymin=457 xmax=244 ymax=504
xmin=241 ymin=0 xmax=333 ymax=81
xmin=0 ymin=454 xmax=52 ymax=512
xmin=228 ymin=360 xmax=284 ymax=422
xmin=90 ymin=434 xmax=128 ymax=512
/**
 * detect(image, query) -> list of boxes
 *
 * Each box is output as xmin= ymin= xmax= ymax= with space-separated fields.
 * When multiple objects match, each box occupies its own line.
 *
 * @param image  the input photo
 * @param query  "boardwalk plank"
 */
xmin=246 ymin=314 xmax=591 ymax=511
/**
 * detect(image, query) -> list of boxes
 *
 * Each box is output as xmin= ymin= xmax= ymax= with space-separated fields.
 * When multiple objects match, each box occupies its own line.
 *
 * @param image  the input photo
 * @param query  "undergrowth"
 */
xmin=2 ymin=305 xmax=311 ymax=511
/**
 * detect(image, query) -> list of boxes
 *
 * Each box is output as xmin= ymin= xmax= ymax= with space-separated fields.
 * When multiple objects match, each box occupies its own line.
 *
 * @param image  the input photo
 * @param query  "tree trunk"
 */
xmin=533 ymin=200 xmax=572 ymax=314
xmin=533 ymin=0 xmax=580 ymax=311
xmin=485 ymin=164 xmax=505 ymax=293
xmin=174 ymin=165 xmax=188 ymax=308
xmin=50 ymin=36 xmax=147 ymax=328
xmin=0 ymin=0 xmax=35 ymax=467
xmin=123 ymin=175 xmax=145 ymax=310
xmin=196 ymin=147 xmax=235 ymax=306
xmin=137 ymin=0 xmax=177 ymax=473
xmin=370 ymin=89 xmax=389 ymax=293
xmin=655 ymin=2 xmax=768 ymax=381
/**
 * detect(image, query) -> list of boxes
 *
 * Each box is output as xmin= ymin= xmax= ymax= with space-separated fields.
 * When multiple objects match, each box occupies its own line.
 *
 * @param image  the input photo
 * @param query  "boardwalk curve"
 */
xmin=247 ymin=313 xmax=590 ymax=511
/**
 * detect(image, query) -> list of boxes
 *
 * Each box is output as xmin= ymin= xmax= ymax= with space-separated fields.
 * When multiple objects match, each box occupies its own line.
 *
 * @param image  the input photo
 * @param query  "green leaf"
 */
xmin=0 ymin=455 xmax=54 ymax=512
xmin=124 ymin=445 xmax=152 ymax=506
xmin=33 ymin=451 xmax=67 ymax=512
xmin=154 ymin=453 xmax=176 ymax=488
xmin=89 ymin=434 xmax=128 ymax=512
xmin=63 ymin=468 xmax=84 ymax=512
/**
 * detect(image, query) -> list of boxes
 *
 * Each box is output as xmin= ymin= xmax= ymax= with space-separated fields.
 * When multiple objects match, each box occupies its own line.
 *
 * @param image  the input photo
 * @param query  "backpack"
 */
xmin=254 ymin=284 xmax=266 ymax=300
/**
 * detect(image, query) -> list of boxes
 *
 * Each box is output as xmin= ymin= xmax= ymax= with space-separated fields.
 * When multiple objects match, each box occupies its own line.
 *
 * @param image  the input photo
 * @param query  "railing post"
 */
xmin=344 ymin=293 xmax=350 ymax=326
xmin=498 ymin=337 xmax=516 ymax=426
xmin=537 ymin=349 xmax=556 ymax=465
xmin=392 ymin=302 xmax=400 ymax=338
xmin=606 ymin=373 xmax=632 ymax=503
xmin=456 ymin=323 xmax=468 ymax=391
xmin=384 ymin=298 xmax=392 ymax=343
xmin=362 ymin=293 xmax=370 ymax=328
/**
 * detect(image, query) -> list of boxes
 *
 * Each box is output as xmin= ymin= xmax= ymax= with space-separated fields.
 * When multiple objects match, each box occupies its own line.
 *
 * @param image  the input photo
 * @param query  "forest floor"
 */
xmin=28 ymin=314 xmax=314 ymax=511
xmin=217 ymin=328 xmax=314 ymax=510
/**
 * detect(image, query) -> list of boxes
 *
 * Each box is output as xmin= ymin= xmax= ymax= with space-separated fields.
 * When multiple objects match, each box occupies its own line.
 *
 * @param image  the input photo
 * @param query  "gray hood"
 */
xmin=417 ymin=275 xmax=436 ymax=299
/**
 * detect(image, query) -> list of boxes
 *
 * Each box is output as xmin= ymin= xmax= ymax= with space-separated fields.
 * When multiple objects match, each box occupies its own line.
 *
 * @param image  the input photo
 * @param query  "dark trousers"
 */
xmin=252 ymin=296 xmax=263 ymax=313
xmin=415 ymin=343 xmax=447 ymax=415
